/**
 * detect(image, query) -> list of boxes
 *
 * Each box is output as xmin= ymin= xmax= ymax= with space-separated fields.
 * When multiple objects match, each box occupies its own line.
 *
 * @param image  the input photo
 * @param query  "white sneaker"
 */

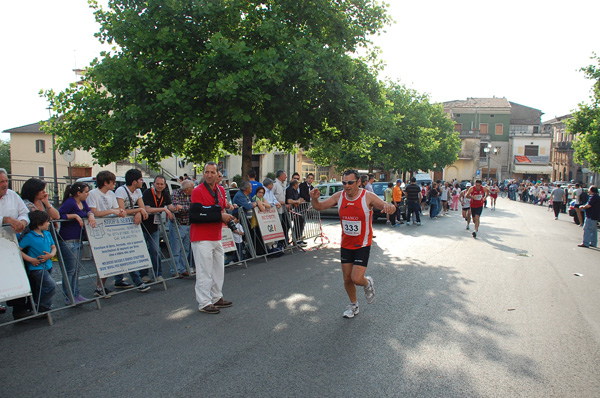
xmin=406 ymin=222 xmax=411 ymax=226
xmin=156 ymin=275 xmax=165 ymax=282
xmin=343 ymin=303 xmax=359 ymax=318
xmin=141 ymin=276 xmax=152 ymax=283
xmin=364 ymin=276 xmax=375 ymax=304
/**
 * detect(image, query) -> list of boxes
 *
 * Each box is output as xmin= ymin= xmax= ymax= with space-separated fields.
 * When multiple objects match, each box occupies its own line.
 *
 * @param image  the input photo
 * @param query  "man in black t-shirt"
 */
xmin=405 ymin=177 xmax=423 ymax=225
xmin=140 ymin=175 xmax=176 ymax=282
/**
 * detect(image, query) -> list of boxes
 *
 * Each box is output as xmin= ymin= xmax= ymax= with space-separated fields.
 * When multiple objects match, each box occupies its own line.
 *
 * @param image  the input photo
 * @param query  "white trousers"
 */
xmin=192 ymin=240 xmax=225 ymax=308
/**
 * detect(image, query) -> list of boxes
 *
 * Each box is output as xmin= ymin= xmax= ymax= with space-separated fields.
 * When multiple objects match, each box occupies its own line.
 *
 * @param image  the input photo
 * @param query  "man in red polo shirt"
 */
xmin=466 ymin=179 xmax=490 ymax=239
xmin=191 ymin=161 xmax=235 ymax=314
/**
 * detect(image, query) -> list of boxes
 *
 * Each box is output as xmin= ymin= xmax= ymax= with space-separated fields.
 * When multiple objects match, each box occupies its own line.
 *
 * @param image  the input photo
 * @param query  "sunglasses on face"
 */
xmin=342 ymin=180 xmax=356 ymax=185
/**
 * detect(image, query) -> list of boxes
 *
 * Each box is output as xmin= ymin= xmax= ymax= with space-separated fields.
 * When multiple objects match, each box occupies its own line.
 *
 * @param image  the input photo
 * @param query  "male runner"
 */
xmin=466 ymin=180 xmax=489 ymax=238
xmin=309 ymin=169 xmax=396 ymax=318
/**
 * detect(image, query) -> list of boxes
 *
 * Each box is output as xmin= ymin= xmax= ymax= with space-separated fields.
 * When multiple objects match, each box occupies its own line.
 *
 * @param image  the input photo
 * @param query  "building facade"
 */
xmin=443 ymin=98 xmax=548 ymax=182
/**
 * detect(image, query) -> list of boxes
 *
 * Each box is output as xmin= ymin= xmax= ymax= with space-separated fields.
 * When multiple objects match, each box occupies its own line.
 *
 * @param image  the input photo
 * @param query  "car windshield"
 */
xmin=372 ymin=183 xmax=387 ymax=196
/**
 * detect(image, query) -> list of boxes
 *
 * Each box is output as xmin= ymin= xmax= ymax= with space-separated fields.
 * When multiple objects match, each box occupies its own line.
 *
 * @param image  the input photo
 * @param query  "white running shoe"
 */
xmin=364 ymin=276 xmax=375 ymax=304
xmin=343 ymin=303 xmax=359 ymax=318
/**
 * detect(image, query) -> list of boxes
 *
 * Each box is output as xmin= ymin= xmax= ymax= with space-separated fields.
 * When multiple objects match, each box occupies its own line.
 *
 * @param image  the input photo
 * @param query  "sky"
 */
xmin=1 ymin=0 xmax=599 ymax=141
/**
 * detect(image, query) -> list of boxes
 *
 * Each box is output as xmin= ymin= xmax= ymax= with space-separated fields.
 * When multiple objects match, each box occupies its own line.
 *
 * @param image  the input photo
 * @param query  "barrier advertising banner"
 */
xmin=255 ymin=208 xmax=285 ymax=244
xmin=85 ymin=217 xmax=152 ymax=278
xmin=0 ymin=226 xmax=31 ymax=301
xmin=221 ymin=226 xmax=236 ymax=253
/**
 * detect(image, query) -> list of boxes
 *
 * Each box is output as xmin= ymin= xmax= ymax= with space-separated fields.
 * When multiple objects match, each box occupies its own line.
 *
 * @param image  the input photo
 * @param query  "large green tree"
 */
xmin=307 ymin=81 xmax=460 ymax=174
xmin=43 ymin=0 xmax=390 ymax=176
xmin=0 ymin=140 xmax=10 ymax=173
xmin=568 ymin=53 xmax=600 ymax=171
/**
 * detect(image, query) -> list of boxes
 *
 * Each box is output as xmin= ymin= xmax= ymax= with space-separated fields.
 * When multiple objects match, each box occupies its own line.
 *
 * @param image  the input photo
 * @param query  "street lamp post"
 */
xmin=484 ymin=144 xmax=492 ymax=181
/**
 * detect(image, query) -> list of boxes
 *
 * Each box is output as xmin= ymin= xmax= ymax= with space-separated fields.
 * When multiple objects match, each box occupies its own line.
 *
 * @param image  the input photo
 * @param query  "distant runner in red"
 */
xmin=466 ymin=179 xmax=490 ymax=239
xmin=310 ymin=169 xmax=396 ymax=318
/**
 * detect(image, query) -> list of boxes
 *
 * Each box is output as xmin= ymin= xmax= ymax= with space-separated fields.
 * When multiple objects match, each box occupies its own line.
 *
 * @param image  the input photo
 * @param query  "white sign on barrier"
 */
xmin=85 ymin=217 xmax=152 ymax=278
xmin=0 ymin=226 xmax=31 ymax=301
xmin=255 ymin=207 xmax=285 ymax=244
xmin=221 ymin=225 xmax=236 ymax=253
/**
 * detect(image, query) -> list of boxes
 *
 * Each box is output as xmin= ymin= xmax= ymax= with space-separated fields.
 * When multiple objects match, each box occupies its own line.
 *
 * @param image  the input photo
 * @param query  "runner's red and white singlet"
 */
xmin=470 ymin=185 xmax=486 ymax=208
xmin=337 ymin=189 xmax=373 ymax=249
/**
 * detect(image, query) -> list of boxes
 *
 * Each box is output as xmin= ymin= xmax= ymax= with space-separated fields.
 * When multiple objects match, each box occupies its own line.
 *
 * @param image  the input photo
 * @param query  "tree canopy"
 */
xmin=307 ymin=82 xmax=460 ymax=174
xmin=42 ymin=0 xmax=390 ymax=175
xmin=568 ymin=53 xmax=600 ymax=172
xmin=0 ymin=140 xmax=10 ymax=174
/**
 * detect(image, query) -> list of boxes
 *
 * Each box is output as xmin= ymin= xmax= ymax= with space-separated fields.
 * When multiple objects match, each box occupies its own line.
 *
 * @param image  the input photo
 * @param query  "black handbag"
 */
xmin=189 ymin=182 xmax=224 ymax=223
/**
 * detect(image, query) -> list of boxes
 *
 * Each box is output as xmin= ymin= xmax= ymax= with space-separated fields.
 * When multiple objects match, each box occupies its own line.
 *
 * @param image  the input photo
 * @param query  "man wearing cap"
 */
xmin=466 ymin=179 xmax=489 ymax=238
xmin=392 ymin=179 xmax=404 ymax=226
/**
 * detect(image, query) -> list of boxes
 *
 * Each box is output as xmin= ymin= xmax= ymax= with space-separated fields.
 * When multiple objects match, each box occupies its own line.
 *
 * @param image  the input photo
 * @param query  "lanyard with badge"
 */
xmin=151 ymin=187 xmax=164 ymax=224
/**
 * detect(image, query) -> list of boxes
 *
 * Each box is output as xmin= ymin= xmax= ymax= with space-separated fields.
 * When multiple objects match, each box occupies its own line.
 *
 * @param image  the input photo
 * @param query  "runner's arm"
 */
xmin=310 ymin=189 xmax=341 ymax=211
xmin=366 ymin=192 xmax=396 ymax=214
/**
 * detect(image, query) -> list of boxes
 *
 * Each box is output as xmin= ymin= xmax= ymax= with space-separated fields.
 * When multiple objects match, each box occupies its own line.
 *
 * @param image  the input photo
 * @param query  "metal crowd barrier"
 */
xmin=1 ymin=202 xmax=323 ymax=327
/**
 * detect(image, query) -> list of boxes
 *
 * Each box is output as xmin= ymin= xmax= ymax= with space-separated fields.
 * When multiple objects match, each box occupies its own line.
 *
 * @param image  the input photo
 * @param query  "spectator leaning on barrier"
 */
xmin=170 ymin=179 xmax=194 ymax=277
xmin=286 ymin=179 xmax=306 ymax=246
xmin=272 ymin=170 xmax=289 ymax=245
xmin=0 ymin=168 xmax=30 ymax=318
xmin=20 ymin=177 xmax=60 ymax=221
xmin=18 ymin=210 xmax=56 ymax=315
xmin=58 ymin=182 xmax=96 ymax=304
xmin=0 ymin=168 xmax=29 ymax=233
xmin=189 ymin=161 xmax=234 ymax=314
xmin=262 ymin=178 xmax=282 ymax=211
xmin=115 ymin=169 xmax=150 ymax=291
xmin=87 ymin=170 xmax=138 ymax=297
xmin=578 ymin=185 xmax=599 ymax=248
xmin=141 ymin=175 xmax=176 ymax=283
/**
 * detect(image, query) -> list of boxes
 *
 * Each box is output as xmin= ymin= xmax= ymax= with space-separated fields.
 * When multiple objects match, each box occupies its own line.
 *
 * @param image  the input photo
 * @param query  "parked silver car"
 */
xmin=314 ymin=182 xmax=344 ymax=217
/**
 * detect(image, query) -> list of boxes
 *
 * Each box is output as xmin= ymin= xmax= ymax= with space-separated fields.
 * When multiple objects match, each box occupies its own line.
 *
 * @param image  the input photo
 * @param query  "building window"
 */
xmin=38 ymin=167 xmax=45 ymax=177
xmin=479 ymin=123 xmax=488 ymax=134
xmin=495 ymin=124 xmax=503 ymax=135
xmin=533 ymin=126 xmax=539 ymax=134
xmin=273 ymin=154 xmax=285 ymax=172
xmin=524 ymin=145 xmax=539 ymax=156
xmin=455 ymin=114 xmax=461 ymax=117
xmin=490 ymin=115 xmax=495 ymax=117
xmin=35 ymin=139 xmax=45 ymax=153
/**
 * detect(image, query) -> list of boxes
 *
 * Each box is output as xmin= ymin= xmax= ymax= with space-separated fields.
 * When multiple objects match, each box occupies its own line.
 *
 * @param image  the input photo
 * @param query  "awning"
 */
xmin=513 ymin=165 xmax=553 ymax=174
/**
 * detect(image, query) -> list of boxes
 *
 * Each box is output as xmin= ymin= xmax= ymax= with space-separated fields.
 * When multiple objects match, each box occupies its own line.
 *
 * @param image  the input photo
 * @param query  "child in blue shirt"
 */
xmin=19 ymin=210 xmax=57 ymax=312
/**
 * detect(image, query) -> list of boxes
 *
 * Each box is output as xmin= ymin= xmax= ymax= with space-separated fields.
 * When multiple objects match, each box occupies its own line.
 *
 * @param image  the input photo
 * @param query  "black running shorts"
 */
xmin=341 ymin=246 xmax=371 ymax=267
xmin=470 ymin=206 xmax=483 ymax=217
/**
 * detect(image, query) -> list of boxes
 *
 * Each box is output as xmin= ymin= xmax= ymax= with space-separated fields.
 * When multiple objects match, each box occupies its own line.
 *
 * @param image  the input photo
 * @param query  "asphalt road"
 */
xmin=1 ymin=198 xmax=599 ymax=397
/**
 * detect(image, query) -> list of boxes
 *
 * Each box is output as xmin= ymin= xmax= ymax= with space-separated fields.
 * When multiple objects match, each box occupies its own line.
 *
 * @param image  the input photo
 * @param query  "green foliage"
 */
xmin=0 ymin=140 xmax=10 ymax=173
xmin=568 ymin=53 xmax=600 ymax=172
xmin=307 ymin=81 xmax=460 ymax=174
xmin=232 ymin=174 xmax=243 ymax=187
xmin=42 ymin=0 xmax=391 ymax=173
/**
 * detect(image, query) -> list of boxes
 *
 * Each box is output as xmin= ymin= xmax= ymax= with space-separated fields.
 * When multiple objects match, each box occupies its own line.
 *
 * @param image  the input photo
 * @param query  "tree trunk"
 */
xmin=241 ymin=125 xmax=253 ymax=180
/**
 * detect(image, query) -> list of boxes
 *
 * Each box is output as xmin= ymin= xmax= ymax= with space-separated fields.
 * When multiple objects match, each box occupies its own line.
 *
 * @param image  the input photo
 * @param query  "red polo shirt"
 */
xmin=190 ymin=183 xmax=228 ymax=242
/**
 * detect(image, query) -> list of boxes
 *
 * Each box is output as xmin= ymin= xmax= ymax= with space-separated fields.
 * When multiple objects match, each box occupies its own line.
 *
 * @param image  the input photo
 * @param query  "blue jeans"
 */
xmin=28 ymin=268 xmax=57 ymax=309
xmin=59 ymin=240 xmax=82 ymax=297
xmin=582 ymin=218 xmax=598 ymax=247
xmin=141 ymin=229 xmax=162 ymax=277
xmin=169 ymin=221 xmax=191 ymax=274
xmin=430 ymin=197 xmax=441 ymax=218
